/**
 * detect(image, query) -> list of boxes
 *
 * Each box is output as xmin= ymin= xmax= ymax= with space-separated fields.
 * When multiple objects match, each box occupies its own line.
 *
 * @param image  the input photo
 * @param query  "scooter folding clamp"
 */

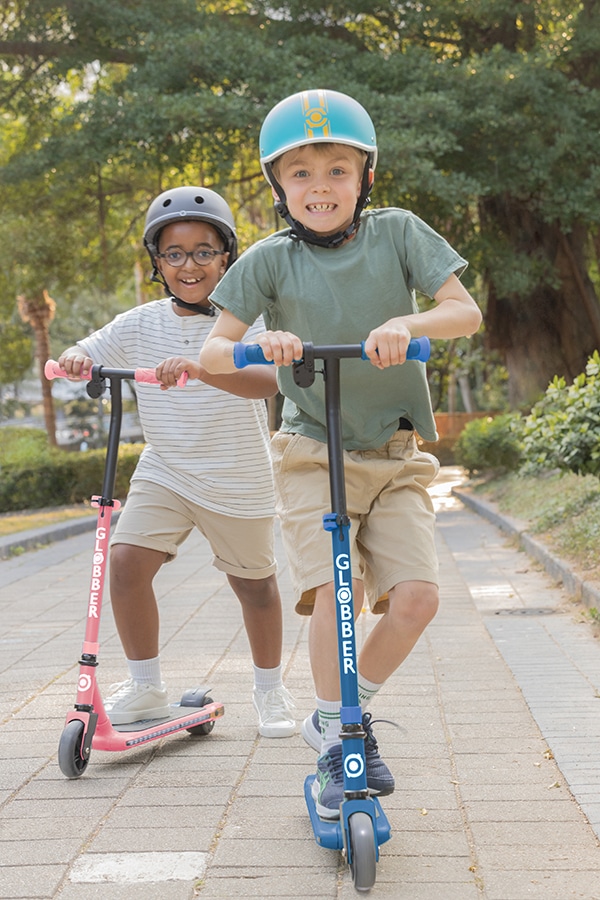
xmin=293 ymin=342 xmax=316 ymax=387
xmin=322 ymin=512 xmax=350 ymax=532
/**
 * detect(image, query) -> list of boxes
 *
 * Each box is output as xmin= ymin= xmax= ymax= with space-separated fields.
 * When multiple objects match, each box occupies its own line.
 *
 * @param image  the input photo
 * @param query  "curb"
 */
xmin=0 ymin=513 xmax=118 ymax=561
xmin=452 ymin=487 xmax=600 ymax=612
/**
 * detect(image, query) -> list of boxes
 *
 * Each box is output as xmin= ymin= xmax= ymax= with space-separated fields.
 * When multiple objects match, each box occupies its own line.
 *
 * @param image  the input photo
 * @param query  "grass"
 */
xmin=471 ymin=470 xmax=600 ymax=583
xmin=0 ymin=504 xmax=96 ymax=538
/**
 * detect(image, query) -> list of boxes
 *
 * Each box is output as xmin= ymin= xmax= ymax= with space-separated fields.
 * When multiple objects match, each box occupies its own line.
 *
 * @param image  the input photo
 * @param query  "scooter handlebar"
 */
xmin=44 ymin=360 xmax=188 ymax=388
xmin=233 ymin=335 xmax=430 ymax=368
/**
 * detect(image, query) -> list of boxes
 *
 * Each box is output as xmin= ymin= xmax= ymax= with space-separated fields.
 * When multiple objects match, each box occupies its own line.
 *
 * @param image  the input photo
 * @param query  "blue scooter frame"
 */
xmin=235 ymin=336 xmax=430 ymax=891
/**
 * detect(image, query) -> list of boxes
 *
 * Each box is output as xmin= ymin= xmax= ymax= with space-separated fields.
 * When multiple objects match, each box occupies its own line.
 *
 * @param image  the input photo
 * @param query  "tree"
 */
xmin=1 ymin=0 xmax=599 ymax=412
xmin=17 ymin=290 xmax=57 ymax=445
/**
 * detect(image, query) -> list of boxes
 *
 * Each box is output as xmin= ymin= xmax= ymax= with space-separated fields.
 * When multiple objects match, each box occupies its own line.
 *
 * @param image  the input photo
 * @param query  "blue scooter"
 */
xmin=234 ymin=336 xmax=430 ymax=891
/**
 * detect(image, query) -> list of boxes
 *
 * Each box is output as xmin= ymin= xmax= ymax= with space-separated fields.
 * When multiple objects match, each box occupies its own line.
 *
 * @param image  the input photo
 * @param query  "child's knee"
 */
xmin=228 ymin=573 xmax=280 ymax=607
xmin=389 ymin=581 xmax=439 ymax=627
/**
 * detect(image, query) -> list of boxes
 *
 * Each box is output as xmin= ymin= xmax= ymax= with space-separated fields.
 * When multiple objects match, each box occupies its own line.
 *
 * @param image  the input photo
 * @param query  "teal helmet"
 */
xmin=259 ymin=89 xmax=377 ymax=248
xmin=260 ymin=89 xmax=377 ymax=177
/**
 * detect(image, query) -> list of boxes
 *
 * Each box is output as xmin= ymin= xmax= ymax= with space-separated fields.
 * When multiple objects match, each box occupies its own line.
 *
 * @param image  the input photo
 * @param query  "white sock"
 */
xmin=316 ymin=697 xmax=342 ymax=754
xmin=358 ymin=673 xmax=384 ymax=709
xmin=253 ymin=664 xmax=283 ymax=693
xmin=127 ymin=656 xmax=162 ymax=687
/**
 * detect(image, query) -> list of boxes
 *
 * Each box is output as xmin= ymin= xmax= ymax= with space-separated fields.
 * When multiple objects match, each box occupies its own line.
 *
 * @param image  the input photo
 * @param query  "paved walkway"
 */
xmin=1 ymin=469 xmax=600 ymax=899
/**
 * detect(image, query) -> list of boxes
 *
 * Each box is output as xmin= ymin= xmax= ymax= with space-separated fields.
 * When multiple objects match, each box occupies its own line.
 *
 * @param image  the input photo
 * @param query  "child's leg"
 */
xmin=227 ymin=572 xmax=295 ymax=738
xmin=110 ymin=543 xmax=166 ymax=660
xmin=227 ymin=573 xmax=282 ymax=669
xmin=308 ymin=578 xmax=364 ymax=699
xmin=358 ymin=580 xmax=439 ymax=684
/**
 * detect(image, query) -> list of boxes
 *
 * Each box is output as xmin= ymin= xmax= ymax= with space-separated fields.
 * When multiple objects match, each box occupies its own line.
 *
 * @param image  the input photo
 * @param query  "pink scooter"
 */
xmin=45 ymin=360 xmax=224 ymax=778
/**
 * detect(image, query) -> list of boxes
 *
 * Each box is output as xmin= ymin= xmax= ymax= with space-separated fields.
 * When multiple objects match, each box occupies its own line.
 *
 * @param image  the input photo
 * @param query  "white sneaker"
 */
xmin=104 ymin=678 xmax=170 ymax=725
xmin=253 ymin=685 xmax=296 ymax=738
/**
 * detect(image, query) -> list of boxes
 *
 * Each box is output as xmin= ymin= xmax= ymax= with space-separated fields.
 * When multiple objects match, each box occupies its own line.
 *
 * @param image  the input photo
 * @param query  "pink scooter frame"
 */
xmin=45 ymin=360 xmax=224 ymax=777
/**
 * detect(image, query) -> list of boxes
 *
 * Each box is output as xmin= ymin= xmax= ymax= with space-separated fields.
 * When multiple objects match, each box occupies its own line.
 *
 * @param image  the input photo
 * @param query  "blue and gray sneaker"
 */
xmin=362 ymin=711 xmax=395 ymax=796
xmin=311 ymin=743 xmax=344 ymax=819
xmin=302 ymin=709 xmax=395 ymax=796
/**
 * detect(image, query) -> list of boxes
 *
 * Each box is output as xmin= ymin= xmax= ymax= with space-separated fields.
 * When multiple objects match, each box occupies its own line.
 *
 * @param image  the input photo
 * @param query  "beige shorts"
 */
xmin=271 ymin=431 xmax=439 ymax=615
xmin=110 ymin=480 xmax=277 ymax=579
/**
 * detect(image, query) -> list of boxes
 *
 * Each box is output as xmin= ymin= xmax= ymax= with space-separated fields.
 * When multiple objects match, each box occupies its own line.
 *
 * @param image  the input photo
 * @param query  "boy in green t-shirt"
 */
xmin=200 ymin=89 xmax=482 ymax=818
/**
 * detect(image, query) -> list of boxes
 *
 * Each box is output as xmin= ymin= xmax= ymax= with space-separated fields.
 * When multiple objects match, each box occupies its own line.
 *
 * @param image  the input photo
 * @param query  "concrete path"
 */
xmin=1 ymin=469 xmax=600 ymax=898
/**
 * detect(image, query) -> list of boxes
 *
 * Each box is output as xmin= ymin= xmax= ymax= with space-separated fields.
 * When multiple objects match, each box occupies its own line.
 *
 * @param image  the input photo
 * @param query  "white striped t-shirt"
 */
xmin=77 ymin=299 xmax=274 ymax=518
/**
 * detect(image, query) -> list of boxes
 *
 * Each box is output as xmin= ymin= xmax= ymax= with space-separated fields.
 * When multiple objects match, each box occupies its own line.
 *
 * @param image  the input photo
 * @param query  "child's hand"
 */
xmin=57 ymin=353 xmax=94 ymax=379
xmin=155 ymin=356 xmax=198 ymax=389
xmin=363 ymin=320 xmax=412 ymax=369
xmin=255 ymin=330 xmax=303 ymax=366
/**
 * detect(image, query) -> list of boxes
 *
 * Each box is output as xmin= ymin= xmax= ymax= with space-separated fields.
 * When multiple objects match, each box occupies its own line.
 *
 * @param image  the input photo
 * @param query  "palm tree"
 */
xmin=17 ymin=290 xmax=57 ymax=447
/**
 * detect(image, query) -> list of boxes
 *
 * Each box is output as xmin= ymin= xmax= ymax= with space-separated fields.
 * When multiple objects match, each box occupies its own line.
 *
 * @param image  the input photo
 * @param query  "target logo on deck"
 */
xmin=344 ymin=752 xmax=365 ymax=780
xmin=78 ymin=674 xmax=92 ymax=692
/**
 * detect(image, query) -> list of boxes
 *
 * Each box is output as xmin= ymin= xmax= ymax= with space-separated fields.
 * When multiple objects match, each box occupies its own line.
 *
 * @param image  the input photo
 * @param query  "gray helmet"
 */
xmin=144 ymin=186 xmax=237 ymax=268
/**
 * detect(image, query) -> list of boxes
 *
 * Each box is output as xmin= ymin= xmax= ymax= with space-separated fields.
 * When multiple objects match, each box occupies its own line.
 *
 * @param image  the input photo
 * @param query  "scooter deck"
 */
xmin=304 ymin=774 xmax=392 ymax=851
xmin=111 ymin=702 xmax=224 ymax=733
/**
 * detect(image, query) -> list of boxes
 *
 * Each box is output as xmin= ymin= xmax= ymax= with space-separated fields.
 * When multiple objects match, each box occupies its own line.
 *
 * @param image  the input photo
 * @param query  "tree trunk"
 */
xmin=480 ymin=199 xmax=600 ymax=408
xmin=17 ymin=290 xmax=58 ymax=447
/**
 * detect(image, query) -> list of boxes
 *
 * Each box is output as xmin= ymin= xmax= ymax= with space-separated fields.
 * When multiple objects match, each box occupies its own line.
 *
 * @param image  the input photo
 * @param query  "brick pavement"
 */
xmin=1 ymin=469 xmax=599 ymax=899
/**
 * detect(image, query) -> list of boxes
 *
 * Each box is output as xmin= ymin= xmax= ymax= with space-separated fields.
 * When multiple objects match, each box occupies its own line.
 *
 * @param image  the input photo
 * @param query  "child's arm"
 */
xmin=363 ymin=274 xmax=482 ymax=369
xmin=200 ymin=309 xmax=303 ymax=373
xmin=155 ymin=354 xmax=279 ymax=399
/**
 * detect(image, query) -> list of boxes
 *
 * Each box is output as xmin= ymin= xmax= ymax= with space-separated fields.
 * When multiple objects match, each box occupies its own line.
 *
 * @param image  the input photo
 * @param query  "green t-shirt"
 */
xmin=211 ymin=207 xmax=468 ymax=448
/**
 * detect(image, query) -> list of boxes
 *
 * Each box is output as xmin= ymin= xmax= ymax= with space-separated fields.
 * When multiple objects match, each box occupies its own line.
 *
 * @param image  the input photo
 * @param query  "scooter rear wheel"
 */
xmin=348 ymin=811 xmax=377 ymax=892
xmin=185 ymin=694 xmax=216 ymax=735
xmin=58 ymin=720 xmax=89 ymax=778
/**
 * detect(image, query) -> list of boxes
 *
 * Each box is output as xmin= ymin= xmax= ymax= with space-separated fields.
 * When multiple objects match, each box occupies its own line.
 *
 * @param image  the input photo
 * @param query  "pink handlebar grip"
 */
xmin=134 ymin=369 xmax=188 ymax=388
xmin=44 ymin=360 xmax=188 ymax=388
xmin=44 ymin=360 xmax=70 ymax=380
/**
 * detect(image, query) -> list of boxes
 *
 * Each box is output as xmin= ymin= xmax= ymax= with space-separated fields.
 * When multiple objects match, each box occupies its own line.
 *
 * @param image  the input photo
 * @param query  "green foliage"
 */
xmin=0 ymin=321 xmax=33 ymax=388
xmin=0 ymin=426 xmax=49 ymax=464
xmin=454 ymin=413 xmax=522 ymax=474
xmin=473 ymin=469 xmax=600 ymax=581
xmin=1 ymin=0 xmax=600 ymax=412
xmin=520 ymin=351 xmax=600 ymax=477
xmin=0 ymin=441 xmax=143 ymax=512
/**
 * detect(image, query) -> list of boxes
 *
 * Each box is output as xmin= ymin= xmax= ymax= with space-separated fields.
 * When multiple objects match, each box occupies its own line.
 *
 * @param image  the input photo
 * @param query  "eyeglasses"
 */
xmin=156 ymin=247 xmax=226 ymax=267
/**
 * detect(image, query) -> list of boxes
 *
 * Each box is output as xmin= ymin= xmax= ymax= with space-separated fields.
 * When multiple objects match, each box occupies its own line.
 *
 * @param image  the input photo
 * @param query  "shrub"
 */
xmin=520 ymin=351 xmax=600 ymax=477
xmin=0 ymin=426 xmax=49 ymax=464
xmin=454 ymin=413 xmax=522 ymax=474
xmin=0 ymin=442 xmax=143 ymax=512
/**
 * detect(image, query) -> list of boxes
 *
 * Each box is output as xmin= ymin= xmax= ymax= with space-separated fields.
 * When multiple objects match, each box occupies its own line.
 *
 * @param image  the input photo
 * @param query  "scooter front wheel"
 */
xmin=58 ymin=719 xmax=90 ymax=778
xmin=348 ymin=811 xmax=377 ymax=892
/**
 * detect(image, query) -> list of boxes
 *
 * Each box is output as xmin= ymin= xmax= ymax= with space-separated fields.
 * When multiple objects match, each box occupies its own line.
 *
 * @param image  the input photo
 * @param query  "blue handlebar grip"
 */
xmin=408 ymin=336 xmax=430 ymax=361
xmin=360 ymin=336 xmax=430 ymax=362
xmin=233 ymin=343 xmax=273 ymax=368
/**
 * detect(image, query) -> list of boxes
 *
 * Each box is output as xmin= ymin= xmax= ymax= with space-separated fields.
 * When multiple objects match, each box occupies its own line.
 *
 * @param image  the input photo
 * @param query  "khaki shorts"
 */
xmin=271 ymin=431 xmax=439 ymax=615
xmin=111 ymin=480 xmax=277 ymax=579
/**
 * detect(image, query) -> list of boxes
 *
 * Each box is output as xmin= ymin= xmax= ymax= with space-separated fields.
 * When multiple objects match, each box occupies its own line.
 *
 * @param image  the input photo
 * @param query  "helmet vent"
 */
xmin=194 ymin=196 xmax=205 ymax=205
xmin=162 ymin=199 xmax=172 ymax=208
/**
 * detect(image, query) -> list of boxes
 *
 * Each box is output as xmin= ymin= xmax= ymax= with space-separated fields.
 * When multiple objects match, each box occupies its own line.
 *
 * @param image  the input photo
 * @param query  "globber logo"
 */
xmin=301 ymin=90 xmax=331 ymax=140
xmin=335 ymin=552 xmax=356 ymax=676
xmin=88 ymin=526 xmax=106 ymax=618
xmin=344 ymin=752 xmax=365 ymax=780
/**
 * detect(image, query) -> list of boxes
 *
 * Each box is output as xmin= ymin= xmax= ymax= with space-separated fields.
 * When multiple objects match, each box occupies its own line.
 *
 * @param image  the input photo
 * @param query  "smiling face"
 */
xmin=155 ymin=221 xmax=229 ymax=316
xmin=272 ymin=142 xmax=369 ymax=238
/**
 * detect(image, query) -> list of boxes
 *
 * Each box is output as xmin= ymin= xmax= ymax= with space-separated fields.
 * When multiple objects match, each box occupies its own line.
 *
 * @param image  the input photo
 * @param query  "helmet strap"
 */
xmin=150 ymin=268 xmax=215 ymax=316
xmin=266 ymin=160 xmax=372 ymax=250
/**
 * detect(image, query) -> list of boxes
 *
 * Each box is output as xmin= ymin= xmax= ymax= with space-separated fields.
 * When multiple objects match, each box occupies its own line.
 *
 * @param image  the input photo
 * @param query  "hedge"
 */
xmin=0 ymin=443 xmax=143 ymax=513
